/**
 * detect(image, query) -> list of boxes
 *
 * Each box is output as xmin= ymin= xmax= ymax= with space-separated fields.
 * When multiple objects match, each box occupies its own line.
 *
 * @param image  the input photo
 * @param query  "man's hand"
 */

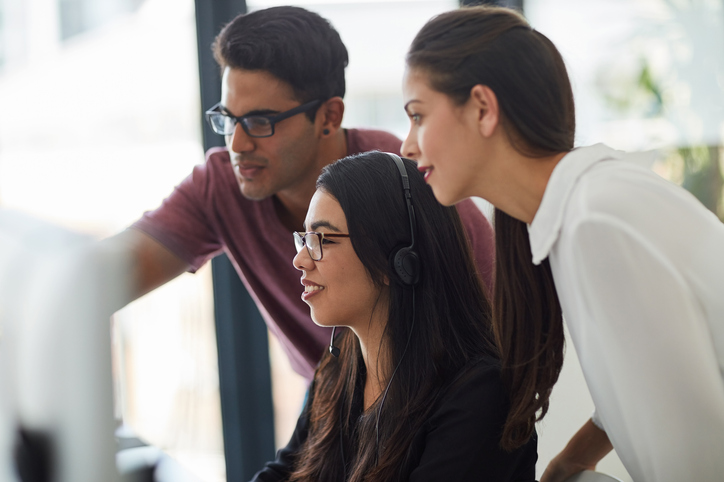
xmin=540 ymin=418 xmax=613 ymax=482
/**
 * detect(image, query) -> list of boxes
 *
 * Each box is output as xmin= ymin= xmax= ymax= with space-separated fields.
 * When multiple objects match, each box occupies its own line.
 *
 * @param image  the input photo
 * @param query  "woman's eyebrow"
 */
xmin=403 ymin=100 xmax=421 ymax=113
xmin=310 ymin=220 xmax=342 ymax=232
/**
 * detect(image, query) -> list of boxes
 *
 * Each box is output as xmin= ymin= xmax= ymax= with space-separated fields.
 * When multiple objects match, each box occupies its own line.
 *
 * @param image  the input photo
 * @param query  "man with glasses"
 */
xmin=107 ymin=6 xmax=494 ymax=381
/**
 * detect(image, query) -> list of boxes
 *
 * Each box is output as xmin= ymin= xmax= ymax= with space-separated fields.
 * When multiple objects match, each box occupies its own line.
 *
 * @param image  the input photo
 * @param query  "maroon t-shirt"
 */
xmin=133 ymin=128 xmax=495 ymax=380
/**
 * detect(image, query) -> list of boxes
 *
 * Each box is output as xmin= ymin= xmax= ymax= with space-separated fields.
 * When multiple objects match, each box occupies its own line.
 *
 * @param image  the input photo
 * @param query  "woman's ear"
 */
xmin=317 ymin=96 xmax=345 ymax=137
xmin=469 ymin=85 xmax=500 ymax=138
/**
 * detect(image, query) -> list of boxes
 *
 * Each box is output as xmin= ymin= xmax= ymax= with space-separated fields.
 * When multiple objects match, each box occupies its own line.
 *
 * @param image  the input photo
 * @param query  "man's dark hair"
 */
xmin=212 ymin=6 xmax=349 ymax=120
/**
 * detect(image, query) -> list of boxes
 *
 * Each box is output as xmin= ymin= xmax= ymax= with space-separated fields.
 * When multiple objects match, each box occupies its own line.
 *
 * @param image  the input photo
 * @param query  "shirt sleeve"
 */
xmin=569 ymin=214 xmax=724 ymax=482
xmin=409 ymin=364 xmax=537 ymax=482
xmin=132 ymin=160 xmax=225 ymax=272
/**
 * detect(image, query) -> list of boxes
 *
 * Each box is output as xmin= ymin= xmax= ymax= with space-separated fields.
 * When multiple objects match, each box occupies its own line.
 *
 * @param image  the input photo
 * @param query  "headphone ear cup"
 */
xmin=390 ymin=246 xmax=420 ymax=285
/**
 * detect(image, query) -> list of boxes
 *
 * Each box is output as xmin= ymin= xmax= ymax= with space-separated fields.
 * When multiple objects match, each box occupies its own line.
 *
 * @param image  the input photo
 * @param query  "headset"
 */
xmin=387 ymin=153 xmax=421 ymax=286
xmin=374 ymin=152 xmax=419 ymax=461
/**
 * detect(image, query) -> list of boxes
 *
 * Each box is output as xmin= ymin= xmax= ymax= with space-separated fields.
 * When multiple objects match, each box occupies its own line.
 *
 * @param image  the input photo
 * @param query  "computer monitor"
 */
xmin=0 ymin=210 xmax=130 ymax=482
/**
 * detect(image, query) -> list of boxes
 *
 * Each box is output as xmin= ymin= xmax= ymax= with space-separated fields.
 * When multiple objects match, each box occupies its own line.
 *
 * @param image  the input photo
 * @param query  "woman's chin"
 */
xmin=310 ymin=313 xmax=334 ymax=328
xmin=430 ymin=183 xmax=465 ymax=207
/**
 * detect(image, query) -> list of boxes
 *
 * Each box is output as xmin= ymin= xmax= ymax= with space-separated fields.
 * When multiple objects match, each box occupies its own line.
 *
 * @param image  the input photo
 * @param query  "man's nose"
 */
xmin=228 ymin=122 xmax=254 ymax=153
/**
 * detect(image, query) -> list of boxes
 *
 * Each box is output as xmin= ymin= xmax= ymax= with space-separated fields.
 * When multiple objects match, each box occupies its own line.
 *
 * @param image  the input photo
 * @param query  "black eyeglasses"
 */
xmin=293 ymin=231 xmax=350 ymax=261
xmin=205 ymin=99 xmax=322 ymax=138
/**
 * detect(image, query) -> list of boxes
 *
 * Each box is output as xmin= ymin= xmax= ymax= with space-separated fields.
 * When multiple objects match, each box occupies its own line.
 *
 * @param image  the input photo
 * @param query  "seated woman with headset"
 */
xmin=251 ymin=151 xmax=536 ymax=482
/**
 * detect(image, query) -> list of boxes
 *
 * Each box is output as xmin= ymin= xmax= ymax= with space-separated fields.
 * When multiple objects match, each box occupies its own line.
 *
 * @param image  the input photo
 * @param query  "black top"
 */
xmin=251 ymin=358 xmax=537 ymax=481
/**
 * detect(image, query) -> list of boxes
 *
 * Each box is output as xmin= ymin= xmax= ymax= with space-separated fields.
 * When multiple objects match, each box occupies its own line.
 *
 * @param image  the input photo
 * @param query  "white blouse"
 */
xmin=528 ymin=144 xmax=724 ymax=482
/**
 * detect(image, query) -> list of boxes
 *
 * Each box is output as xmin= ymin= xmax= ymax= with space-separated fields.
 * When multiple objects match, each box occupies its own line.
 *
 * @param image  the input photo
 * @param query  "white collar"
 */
xmin=527 ymin=143 xmax=623 ymax=265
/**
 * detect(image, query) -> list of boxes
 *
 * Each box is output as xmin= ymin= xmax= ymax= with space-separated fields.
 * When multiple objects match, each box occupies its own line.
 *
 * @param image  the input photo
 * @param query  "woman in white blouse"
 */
xmin=401 ymin=5 xmax=724 ymax=482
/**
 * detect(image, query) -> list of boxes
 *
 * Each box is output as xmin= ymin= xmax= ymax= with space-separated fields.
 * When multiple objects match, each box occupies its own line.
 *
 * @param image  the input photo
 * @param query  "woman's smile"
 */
xmin=301 ymin=278 xmax=324 ymax=301
xmin=417 ymin=164 xmax=433 ymax=182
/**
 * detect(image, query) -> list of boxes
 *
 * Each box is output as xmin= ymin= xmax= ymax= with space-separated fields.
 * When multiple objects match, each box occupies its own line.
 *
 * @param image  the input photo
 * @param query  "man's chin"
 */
xmin=237 ymin=182 xmax=274 ymax=201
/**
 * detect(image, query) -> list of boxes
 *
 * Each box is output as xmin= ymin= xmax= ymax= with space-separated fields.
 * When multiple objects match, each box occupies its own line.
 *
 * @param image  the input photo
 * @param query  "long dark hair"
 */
xmin=407 ymin=6 xmax=574 ymax=451
xmin=289 ymin=152 xmax=497 ymax=482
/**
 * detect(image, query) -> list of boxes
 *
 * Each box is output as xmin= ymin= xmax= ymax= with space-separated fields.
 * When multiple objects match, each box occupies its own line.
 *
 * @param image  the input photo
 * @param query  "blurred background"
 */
xmin=0 ymin=0 xmax=721 ymax=480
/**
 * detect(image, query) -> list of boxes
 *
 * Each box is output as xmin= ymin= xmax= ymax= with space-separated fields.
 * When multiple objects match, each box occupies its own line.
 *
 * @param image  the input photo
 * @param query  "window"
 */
xmin=0 ymin=1 xmax=224 ymax=480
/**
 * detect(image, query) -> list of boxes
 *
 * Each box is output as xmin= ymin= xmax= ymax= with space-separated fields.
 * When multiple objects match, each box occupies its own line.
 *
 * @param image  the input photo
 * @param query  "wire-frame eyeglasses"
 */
xmin=293 ymin=231 xmax=350 ymax=261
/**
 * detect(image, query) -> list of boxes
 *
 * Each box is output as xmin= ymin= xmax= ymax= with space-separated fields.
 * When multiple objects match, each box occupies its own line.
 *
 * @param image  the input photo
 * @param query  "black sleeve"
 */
xmin=249 ymin=390 xmax=312 ymax=482
xmin=408 ymin=362 xmax=537 ymax=482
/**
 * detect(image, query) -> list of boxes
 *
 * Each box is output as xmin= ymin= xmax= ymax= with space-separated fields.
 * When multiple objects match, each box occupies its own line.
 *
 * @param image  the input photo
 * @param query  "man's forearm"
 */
xmin=98 ymin=229 xmax=188 ymax=310
xmin=541 ymin=418 xmax=613 ymax=482
xmin=561 ymin=418 xmax=613 ymax=467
